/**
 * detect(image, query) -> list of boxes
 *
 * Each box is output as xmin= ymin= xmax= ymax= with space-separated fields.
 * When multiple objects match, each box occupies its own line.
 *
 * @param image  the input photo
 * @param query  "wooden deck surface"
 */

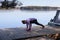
xmin=0 ymin=25 xmax=60 ymax=40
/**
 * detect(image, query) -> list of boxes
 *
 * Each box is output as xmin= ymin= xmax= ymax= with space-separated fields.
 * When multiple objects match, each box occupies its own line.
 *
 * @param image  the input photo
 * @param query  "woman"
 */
xmin=22 ymin=18 xmax=45 ymax=31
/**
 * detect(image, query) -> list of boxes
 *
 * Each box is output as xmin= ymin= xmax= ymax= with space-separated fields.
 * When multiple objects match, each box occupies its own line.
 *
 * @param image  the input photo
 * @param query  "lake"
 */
xmin=0 ymin=9 xmax=56 ymax=28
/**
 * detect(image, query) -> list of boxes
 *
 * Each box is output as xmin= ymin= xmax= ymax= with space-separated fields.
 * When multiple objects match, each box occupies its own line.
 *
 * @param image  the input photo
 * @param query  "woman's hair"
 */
xmin=22 ymin=20 xmax=26 ymax=24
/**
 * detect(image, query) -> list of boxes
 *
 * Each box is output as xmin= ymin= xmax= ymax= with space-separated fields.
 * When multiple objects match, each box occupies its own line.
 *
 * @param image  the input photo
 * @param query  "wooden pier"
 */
xmin=0 ymin=25 xmax=60 ymax=40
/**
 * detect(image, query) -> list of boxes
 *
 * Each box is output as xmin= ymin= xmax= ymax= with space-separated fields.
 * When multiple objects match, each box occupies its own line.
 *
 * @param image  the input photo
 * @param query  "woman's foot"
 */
xmin=26 ymin=29 xmax=31 ymax=31
xmin=42 ymin=26 xmax=45 ymax=29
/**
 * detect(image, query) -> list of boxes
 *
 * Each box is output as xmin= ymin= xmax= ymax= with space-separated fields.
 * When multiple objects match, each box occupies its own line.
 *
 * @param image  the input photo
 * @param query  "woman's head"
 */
xmin=22 ymin=20 xmax=26 ymax=24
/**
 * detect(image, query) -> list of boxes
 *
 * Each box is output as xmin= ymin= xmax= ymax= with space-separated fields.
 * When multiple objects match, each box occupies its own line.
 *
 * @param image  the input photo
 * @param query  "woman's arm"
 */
xmin=29 ymin=23 xmax=32 ymax=30
xmin=26 ymin=24 xmax=28 ymax=29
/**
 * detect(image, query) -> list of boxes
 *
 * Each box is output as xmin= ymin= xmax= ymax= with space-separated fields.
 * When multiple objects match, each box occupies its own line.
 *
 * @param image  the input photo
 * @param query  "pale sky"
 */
xmin=0 ymin=0 xmax=60 ymax=7
xmin=19 ymin=0 xmax=60 ymax=7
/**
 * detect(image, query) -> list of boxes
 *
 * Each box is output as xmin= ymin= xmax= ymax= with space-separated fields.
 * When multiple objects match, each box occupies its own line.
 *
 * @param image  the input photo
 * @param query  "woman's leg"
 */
xmin=34 ymin=20 xmax=45 ymax=28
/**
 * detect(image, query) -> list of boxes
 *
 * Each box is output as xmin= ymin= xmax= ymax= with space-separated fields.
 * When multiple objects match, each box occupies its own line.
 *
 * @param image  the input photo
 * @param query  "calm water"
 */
xmin=0 ymin=0 xmax=59 ymax=28
xmin=0 ymin=9 xmax=56 ymax=28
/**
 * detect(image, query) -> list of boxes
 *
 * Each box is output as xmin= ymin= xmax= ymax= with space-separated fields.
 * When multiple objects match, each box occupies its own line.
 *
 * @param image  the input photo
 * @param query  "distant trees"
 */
xmin=0 ymin=0 xmax=23 ymax=9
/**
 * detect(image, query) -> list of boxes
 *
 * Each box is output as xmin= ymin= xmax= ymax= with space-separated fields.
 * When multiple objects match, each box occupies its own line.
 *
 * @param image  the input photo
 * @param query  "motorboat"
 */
xmin=48 ymin=10 xmax=60 ymax=26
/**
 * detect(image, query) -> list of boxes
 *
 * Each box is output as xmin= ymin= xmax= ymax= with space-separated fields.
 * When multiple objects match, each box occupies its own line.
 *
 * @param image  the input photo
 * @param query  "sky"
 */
xmin=19 ymin=0 xmax=60 ymax=7
xmin=0 ymin=0 xmax=60 ymax=7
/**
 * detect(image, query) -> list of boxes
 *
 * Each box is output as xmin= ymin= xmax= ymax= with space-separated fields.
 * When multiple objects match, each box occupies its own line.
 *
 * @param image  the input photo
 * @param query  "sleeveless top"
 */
xmin=26 ymin=18 xmax=37 ymax=24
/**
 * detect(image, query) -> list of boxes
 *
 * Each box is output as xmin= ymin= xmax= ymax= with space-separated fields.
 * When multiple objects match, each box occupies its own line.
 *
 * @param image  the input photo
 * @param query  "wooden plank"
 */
xmin=0 ymin=25 xmax=60 ymax=40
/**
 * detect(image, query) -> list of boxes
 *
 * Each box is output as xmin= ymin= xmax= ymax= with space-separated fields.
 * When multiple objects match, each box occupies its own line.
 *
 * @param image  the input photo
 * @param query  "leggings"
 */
xmin=30 ymin=20 xmax=44 ymax=28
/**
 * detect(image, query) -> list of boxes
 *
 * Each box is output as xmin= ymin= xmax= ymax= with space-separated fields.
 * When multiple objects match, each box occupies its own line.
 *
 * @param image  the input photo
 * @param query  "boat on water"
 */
xmin=48 ymin=10 xmax=60 ymax=26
